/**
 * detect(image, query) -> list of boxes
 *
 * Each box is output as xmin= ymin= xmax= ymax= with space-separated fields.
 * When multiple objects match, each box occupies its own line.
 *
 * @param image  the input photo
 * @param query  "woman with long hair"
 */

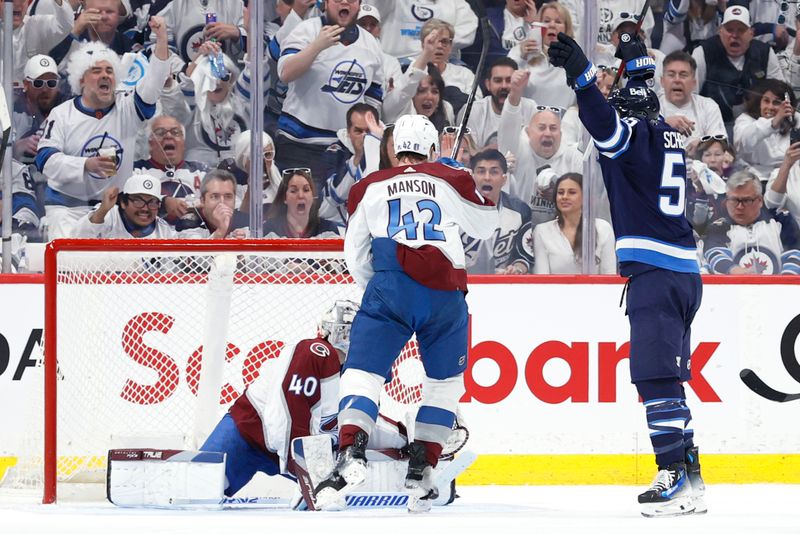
xmin=532 ymin=173 xmax=617 ymax=274
xmin=506 ymin=2 xmax=577 ymax=109
xmin=263 ymin=169 xmax=340 ymax=238
xmin=734 ymin=78 xmax=800 ymax=183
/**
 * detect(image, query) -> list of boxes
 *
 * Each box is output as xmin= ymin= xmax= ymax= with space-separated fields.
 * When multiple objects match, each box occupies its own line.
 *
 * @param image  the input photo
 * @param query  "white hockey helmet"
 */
xmin=319 ymin=300 xmax=360 ymax=354
xmin=393 ymin=114 xmax=440 ymax=160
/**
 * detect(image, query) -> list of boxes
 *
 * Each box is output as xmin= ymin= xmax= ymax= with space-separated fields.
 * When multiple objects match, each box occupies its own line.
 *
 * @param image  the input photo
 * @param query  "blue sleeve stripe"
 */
xmin=280 ymin=47 xmax=300 ymax=57
xmin=134 ymin=91 xmax=157 ymax=121
xmin=365 ymin=82 xmax=383 ymax=101
xmin=594 ymin=112 xmax=626 ymax=150
xmin=12 ymin=194 xmax=39 ymax=216
xmin=268 ymin=38 xmax=282 ymax=61
xmin=601 ymin=133 xmax=632 ymax=159
xmin=35 ymin=147 xmax=59 ymax=172
xmin=236 ymin=82 xmax=251 ymax=99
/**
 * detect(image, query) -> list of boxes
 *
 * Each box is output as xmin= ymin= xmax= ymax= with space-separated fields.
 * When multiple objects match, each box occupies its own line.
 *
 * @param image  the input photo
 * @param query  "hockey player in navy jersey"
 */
xmin=314 ymin=114 xmax=499 ymax=512
xmin=549 ymin=33 xmax=705 ymax=517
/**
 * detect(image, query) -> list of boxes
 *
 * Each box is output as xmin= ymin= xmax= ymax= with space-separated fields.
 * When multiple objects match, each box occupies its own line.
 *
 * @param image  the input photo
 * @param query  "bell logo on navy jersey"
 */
xmin=322 ymin=59 xmax=367 ymax=104
xmin=82 ymin=134 xmax=123 ymax=179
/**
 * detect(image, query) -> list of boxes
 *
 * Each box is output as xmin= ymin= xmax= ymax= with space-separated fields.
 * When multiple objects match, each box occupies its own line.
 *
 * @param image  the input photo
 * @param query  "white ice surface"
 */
xmin=2 ymin=485 xmax=799 ymax=534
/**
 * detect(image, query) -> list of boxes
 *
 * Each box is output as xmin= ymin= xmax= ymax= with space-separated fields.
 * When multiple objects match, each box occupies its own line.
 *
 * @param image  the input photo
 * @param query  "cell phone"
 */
xmin=790 ymin=127 xmax=800 ymax=145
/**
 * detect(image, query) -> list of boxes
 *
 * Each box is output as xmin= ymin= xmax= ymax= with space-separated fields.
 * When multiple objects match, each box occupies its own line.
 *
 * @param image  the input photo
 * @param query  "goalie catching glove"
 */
xmin=615 ymin=32 xmax=655 ymax=81
xmin=547 ymin=32 xmax=597 ymax=90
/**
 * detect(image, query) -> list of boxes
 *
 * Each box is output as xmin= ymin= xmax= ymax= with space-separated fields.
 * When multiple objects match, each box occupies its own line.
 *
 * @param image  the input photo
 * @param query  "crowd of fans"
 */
xmin=2 ymin=0 xmax=800 ymax=275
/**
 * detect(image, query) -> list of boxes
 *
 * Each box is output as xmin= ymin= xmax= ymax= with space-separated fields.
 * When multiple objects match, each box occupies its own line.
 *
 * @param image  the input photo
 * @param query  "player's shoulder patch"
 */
xmin=298 ymin=338 xmax=334 ymax=359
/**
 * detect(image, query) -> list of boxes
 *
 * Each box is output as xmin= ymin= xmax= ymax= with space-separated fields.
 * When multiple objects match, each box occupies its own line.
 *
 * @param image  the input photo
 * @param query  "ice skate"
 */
xmin=404 ymin=442 xmax=439 ymax=513
xmin=313 ymin=431 xmax=368 ymax=510
xmin=685 ymin=446 xmax=707 ymax=514
xmin=638 ymin=462 xmax=696 ymax=517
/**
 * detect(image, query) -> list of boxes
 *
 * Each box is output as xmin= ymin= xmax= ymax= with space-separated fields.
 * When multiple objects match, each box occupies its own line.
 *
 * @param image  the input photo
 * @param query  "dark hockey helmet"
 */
xmin=608 ymin=85 xmax=660 ymax=121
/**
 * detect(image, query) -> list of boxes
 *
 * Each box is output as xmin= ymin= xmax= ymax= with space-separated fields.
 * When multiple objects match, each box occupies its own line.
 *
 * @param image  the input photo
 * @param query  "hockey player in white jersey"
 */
xmin=72 ymin=173 xmax=176 ymax=238
xmin=35 ymin=16 xmax=171 ymax=239
xmin=314 ymin=114 xmax=499 ymax=512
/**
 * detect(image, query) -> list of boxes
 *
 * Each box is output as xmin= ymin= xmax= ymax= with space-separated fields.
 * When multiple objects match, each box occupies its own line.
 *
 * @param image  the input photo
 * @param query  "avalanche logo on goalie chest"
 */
xmin=322 ymin=60 xmax=367 ymax=104
xmin=345 ymin=494 xmax=408 ymax=507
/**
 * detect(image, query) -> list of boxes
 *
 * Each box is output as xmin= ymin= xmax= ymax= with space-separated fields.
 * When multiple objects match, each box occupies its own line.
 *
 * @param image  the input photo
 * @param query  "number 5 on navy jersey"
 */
xmin=659 ymin=151 xmax=686 ymax=217
xmin=387 ymin=198 xmax=446 ymax=241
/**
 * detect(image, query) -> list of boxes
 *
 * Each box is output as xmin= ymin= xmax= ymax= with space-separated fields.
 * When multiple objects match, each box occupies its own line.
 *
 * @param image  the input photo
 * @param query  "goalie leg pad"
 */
xmin=200 ymin=413 xmax=281 ymax=496
xmin=107 ymin=449 xmax=225 ymax=508
xmin=290 ymin=434 xmax=337 ymax=511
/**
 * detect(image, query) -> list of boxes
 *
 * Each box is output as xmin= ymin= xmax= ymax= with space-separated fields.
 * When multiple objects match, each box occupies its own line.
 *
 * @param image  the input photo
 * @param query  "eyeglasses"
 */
xmin=263 ymin=151 xmax=275 ymax=160
xmin=27 ymin=78 xmax=58 ymax=89
xmin=663 ymin=70 xmax=693 ymax=80
xmin=779 ymin=2 xmax=788 ymax=24
xmin=618 ymin=12 xmax=642 ymax=21
xmin=127 ymin=196 xmax=161 ymax=209
xmin=282 ymin=167 xmax=312 ymax=179
xmin=443 ymin=126 xmax=471 ymax=135
xmin=597 ymin=65 xmax=619 ymax=74
xmin=536 ymin=105 xmax=565 ymax=117
xmin=725 ymin=196 xmax=760 ymax=207
xmin=700 ymin=134 xmax=727 ymax=143
xmin=152 ymin=127 xmax=184 ymax=138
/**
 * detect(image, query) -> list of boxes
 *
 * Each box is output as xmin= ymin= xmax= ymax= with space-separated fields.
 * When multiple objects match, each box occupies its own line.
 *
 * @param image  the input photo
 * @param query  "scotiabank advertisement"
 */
xmin=1 ymin=278 xmax=799 ymax=482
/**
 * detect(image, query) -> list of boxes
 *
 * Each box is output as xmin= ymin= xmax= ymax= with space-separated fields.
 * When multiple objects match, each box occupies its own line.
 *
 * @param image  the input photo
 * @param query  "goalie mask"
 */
xmin=319 ymin=300 xmax=359 ymax=354
xmin=608 ymin=85 xmax=660 ymax=122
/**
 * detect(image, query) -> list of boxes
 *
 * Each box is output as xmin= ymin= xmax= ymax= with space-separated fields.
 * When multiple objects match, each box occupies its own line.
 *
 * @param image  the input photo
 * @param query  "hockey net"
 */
xmin=1 ymin=239 xmax=424 ymax=504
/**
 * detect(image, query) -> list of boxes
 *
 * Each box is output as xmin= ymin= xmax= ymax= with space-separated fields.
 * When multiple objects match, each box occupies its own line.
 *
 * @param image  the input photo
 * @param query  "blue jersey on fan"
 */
xmin=575 ymin=84 xmax=699 ymax=277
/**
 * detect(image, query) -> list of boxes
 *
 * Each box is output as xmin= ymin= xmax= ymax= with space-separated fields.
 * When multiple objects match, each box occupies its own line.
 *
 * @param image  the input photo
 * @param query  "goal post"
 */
xmin=29 ymin=239 xmax=425 ymax=504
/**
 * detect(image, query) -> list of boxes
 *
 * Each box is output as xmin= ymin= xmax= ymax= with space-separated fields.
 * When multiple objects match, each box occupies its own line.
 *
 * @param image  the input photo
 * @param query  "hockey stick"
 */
xmin=171 ymin=451 xmax=478 ymax=509
xmin=740 ymin=369 xmax=800 ymax=402
xmin=451 ymin=0 xmax=490 ymax=159
xmin=0 ymin=87 xmax=9 ymax=169
xmin=610 ymin=0 xmax=654 ymax=91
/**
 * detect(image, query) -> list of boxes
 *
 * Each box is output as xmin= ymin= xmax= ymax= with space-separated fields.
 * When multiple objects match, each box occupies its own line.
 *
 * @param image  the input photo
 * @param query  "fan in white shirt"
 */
xmin=657 ymin=50 xmax=726 ymax=154
xmin=532 ymin=173 xmax=617 ymax=275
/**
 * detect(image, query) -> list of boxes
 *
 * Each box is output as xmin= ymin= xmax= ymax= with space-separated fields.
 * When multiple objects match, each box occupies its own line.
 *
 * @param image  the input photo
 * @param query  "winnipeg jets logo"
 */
xmin=411 ymin=5 xmax=434 ymax=22
xmin=81 ymin=134 xmax=123 ymax=180
xmin=122 ymin=55 xmax=148 ymax=88
xmin=321 ymin=59 xmax=367 ymax=104
xmin=738 ymin=250 xmax=775 ymax=274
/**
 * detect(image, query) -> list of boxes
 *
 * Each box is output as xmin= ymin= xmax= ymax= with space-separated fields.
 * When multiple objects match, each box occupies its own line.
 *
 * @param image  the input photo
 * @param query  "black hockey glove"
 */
xmin=614 ymin=32 xmax=655 ymax=81
xmin=548 ymin=32 xmax=596 ymax=90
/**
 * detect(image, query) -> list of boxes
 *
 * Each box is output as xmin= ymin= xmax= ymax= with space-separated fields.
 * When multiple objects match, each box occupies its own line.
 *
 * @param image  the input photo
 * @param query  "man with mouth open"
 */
xmin=276 ymin=0 xmax=384 ymax=193
xmin=35 ymin=15 xmax=171 ymax=240
xmin=692 ymin=5 xmax=785 ymax=127
xmin=657 ymin=50 xmax=726 ymax=153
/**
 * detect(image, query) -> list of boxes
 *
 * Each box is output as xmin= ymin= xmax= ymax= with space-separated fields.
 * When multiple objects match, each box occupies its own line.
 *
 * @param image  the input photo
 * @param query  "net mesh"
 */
xmin=0 ymin=245 xmax=424 ymax=501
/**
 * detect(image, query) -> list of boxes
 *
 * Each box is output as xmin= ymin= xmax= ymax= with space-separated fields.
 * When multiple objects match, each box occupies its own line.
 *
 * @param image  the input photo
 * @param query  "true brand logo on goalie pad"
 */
xmin=345 ymin=494 xmax=408 ymax=507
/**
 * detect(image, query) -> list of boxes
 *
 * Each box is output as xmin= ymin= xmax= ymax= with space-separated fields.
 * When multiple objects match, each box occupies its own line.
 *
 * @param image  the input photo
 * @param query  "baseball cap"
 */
xmin=357 ymin=4 xmax=381 ymax=23
xmin=610 ymin=11 xmax=641 ymax=33
xmin=24 ymin=55 xmax=58 ymax=80
xmin=722 ymin=5 xmax=750 ymax=28
xmin=123 ymin=174 xmax=164 ymax=199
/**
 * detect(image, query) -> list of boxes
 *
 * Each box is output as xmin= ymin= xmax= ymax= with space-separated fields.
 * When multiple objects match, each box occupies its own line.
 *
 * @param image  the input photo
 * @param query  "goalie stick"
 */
xmin=451 ymin=0 xmax=490 ymax=159
xmin=170 ymin=451 xmax=479 ymax=509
